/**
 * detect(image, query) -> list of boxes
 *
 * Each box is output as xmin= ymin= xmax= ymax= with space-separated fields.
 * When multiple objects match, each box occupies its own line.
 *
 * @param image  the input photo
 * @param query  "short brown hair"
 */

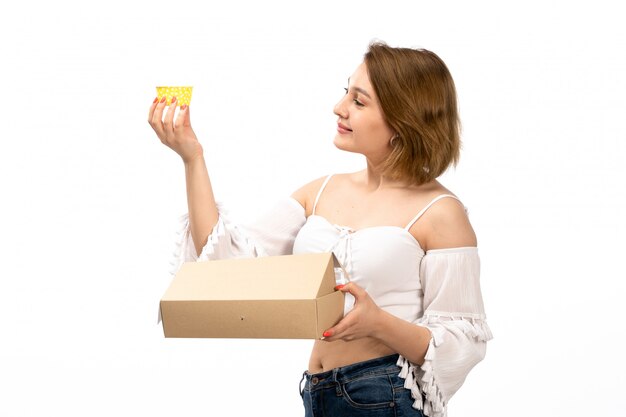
xmin=364 ymin=42 xmax=461 ymax=185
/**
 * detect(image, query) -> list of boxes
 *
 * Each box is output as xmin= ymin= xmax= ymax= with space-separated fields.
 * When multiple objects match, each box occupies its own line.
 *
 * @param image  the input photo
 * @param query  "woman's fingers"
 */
xmin=148 ymin=96 xmax=198 ymax=161
xmin=322 ymin=316 xmax=352 ymax=341
xmin=148 ymin=97 xmax=166 ymax=142
xmin=148 ymin=97 xmax=159 ymax=124
xmin=152 ymin=96 xmax=167 ymax=121
xmin=163 ymin=96 xmax=177 ymax=134
xmin=175 ymin=104 xmax=190 ymax=129
xmin=336 ymin=282 xmax=364 ymax=302
xmin=151 ymin=96 xmax=168 ymax=137
xmin=183 ymin=104 xmax=191 ymax=127
xmin=321 ymin=282 xmax=383 ymax=342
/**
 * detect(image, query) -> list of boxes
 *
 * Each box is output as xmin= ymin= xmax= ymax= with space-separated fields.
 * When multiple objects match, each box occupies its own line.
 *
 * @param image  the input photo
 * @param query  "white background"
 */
xmin=1 ymin=0 xmax=625 ymax=416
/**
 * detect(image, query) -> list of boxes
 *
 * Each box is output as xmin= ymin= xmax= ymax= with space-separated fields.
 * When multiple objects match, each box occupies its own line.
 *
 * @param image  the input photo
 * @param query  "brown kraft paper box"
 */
xmin=159 ymin=252 xmax=345 ymax=339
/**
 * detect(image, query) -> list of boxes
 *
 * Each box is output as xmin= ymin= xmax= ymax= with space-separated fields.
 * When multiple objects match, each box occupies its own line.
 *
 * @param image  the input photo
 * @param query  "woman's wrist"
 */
xmin=370 ymin=308 xmax=431 ymax=365
xmin=370 ymin=307 xmax=394 ymax=342
xmin=183 ymin=151 xmax=205 ymax=167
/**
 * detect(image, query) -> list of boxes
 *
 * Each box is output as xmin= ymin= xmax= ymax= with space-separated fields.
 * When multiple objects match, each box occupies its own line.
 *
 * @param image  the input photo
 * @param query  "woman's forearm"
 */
xmin=373 ymin=309 xmax=432 ymax=365
xmin=184 ymin=155 xmax=219 ymax=256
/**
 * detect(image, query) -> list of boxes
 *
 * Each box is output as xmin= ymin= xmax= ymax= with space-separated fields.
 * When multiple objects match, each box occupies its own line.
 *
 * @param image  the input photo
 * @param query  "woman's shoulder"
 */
xmin=290 ymin=174 xmax=336 ymax=217
xmin=415 ymin=183 xmax=477 ymax=250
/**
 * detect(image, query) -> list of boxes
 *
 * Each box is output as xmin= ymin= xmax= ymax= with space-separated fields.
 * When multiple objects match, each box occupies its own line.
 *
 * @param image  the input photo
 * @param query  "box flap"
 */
xmin=162 ymin=252 xmax=336 ymax=301
xmin=315 ymin=290 xmax=345 ymax=338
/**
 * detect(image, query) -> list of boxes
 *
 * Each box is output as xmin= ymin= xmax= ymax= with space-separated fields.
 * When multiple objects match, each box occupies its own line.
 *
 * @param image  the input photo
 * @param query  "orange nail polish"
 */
xmin=181 ymin=104 xmax=187 ymax=110
xmin=323 ymin=331 xmax=332 ymax=337
xmin=160 ymin=96 xmax=166 ymax=103
xmin=153 ymin=97 xmax=159 ymax=104
xmin=334 ymin=284 xmax=345 ymax=290
xmin=171 ymin=96 xmax=177 ymax=103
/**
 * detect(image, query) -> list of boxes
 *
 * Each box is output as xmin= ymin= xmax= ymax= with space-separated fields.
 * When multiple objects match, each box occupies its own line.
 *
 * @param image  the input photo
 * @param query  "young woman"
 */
xmin=148 ymin=42 xmax=492 ymax=417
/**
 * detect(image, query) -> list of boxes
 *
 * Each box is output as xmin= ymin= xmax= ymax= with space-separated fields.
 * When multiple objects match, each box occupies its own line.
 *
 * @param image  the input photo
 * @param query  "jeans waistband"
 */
xmin=300 ymin=354 xmax=400 ymax=394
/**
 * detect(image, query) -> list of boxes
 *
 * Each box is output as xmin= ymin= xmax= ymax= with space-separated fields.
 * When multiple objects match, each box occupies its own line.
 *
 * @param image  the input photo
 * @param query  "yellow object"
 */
xmin=156 ymin=86 xmax=193 ymax=106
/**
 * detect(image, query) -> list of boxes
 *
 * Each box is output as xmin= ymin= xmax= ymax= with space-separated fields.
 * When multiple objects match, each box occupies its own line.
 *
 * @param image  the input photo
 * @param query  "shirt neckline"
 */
xmin=307 ymin=214 xmax=426 ymax=254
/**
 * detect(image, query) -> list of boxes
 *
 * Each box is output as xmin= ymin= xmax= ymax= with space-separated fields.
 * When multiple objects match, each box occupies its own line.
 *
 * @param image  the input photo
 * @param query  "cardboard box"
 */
xmin=160 ymin=252 xmax=345 ymax=339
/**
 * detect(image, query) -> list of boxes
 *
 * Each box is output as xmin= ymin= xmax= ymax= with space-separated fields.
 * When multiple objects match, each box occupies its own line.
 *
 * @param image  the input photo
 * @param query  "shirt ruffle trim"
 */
xmin=169 ymin=212 xmax=194 ymax=275
xmin=396 ymin=314 xmax=493 ymax=417
xmin=170 ymin=202 xmax=267 ymax=275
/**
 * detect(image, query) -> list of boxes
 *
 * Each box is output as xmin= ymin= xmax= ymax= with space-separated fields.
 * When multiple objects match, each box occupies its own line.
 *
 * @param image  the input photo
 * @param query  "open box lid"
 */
xmin=161 ymin=252 xmax=340 ymax=302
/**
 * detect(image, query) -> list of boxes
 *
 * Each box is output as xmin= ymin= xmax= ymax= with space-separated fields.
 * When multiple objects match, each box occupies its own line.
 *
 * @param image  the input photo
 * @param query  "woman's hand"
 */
xmin=321 ymin=282 xmax=385 ymax=342
xmin=148 ymin=96 xmax=203 ymax=164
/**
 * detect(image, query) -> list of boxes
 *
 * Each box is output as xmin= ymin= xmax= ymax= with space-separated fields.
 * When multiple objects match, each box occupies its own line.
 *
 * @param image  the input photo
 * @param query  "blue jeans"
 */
xmin=300 ymin=354 xmax=425 ymax=417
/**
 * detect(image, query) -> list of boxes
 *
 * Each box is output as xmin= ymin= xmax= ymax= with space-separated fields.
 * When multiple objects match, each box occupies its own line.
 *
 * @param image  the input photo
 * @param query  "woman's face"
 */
xmin=333 ymin=62 xmax=395 ymax=161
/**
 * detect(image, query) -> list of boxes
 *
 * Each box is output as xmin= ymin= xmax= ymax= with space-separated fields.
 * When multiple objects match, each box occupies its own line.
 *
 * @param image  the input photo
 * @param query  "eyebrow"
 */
xmin=347 ymin=77 xmax=372 ymax=99
xmin=354 ymin=87 xmax=372 ymax=99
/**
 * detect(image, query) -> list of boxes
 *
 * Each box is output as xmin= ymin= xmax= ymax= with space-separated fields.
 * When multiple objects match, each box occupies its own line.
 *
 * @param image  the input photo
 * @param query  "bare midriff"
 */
xmin=307 ymin=337 xmax=396 ymax=373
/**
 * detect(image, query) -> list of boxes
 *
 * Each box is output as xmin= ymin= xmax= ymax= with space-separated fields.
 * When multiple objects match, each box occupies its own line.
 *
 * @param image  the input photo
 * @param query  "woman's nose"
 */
xmin=333 ymin=96 xmax=348 ymax=119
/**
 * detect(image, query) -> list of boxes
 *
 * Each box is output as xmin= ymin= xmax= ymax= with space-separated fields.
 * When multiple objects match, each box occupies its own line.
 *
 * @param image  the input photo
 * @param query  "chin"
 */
xmin=333 ymin=143 xmax=361 ymax=155
xmin=333 ymin=137 xmax=348 ymax=152
xmin=333 ymin=134 xmax=353 ymax=152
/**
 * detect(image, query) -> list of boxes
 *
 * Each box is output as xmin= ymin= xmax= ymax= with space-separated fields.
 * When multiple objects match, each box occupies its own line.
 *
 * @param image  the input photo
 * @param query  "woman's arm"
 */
xmin=324 ymin=282 xmax=433 ymax=365
xmin=184 ymin=156 xmax=218 ymax=256
xmin=148 ymin=97 xmax=218 ymax=256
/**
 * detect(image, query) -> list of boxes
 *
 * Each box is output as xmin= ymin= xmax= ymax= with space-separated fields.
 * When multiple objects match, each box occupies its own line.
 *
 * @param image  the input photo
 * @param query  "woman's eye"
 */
xmin=344 ymin=88 xmax=363 ymax=106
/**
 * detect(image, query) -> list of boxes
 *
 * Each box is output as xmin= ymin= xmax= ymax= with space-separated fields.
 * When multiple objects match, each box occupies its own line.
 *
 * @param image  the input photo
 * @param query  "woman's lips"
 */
xmin=337 ymin=123 xmax=353 ymax=134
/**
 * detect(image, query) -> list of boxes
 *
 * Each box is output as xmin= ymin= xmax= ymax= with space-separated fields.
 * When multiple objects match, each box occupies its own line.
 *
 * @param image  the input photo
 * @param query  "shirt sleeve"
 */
xmin=170 ymin=197 xmax=307 ymax=275
xmin=396 ymin=247 xmax=493 ymax=417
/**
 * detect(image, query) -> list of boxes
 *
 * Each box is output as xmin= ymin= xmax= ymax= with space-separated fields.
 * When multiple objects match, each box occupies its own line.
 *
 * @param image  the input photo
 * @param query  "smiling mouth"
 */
xmin=337 ymin=123 xmax=352 ymax=133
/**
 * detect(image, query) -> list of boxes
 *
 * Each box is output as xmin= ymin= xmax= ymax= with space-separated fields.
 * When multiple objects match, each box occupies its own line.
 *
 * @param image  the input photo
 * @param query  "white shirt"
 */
xmin=171 ymin=194 xmax=492 ymax=417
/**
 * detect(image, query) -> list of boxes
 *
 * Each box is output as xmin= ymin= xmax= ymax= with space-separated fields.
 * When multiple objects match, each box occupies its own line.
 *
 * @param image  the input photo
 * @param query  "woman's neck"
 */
xmin=361 ymin=159 xmax=407 ymax=191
